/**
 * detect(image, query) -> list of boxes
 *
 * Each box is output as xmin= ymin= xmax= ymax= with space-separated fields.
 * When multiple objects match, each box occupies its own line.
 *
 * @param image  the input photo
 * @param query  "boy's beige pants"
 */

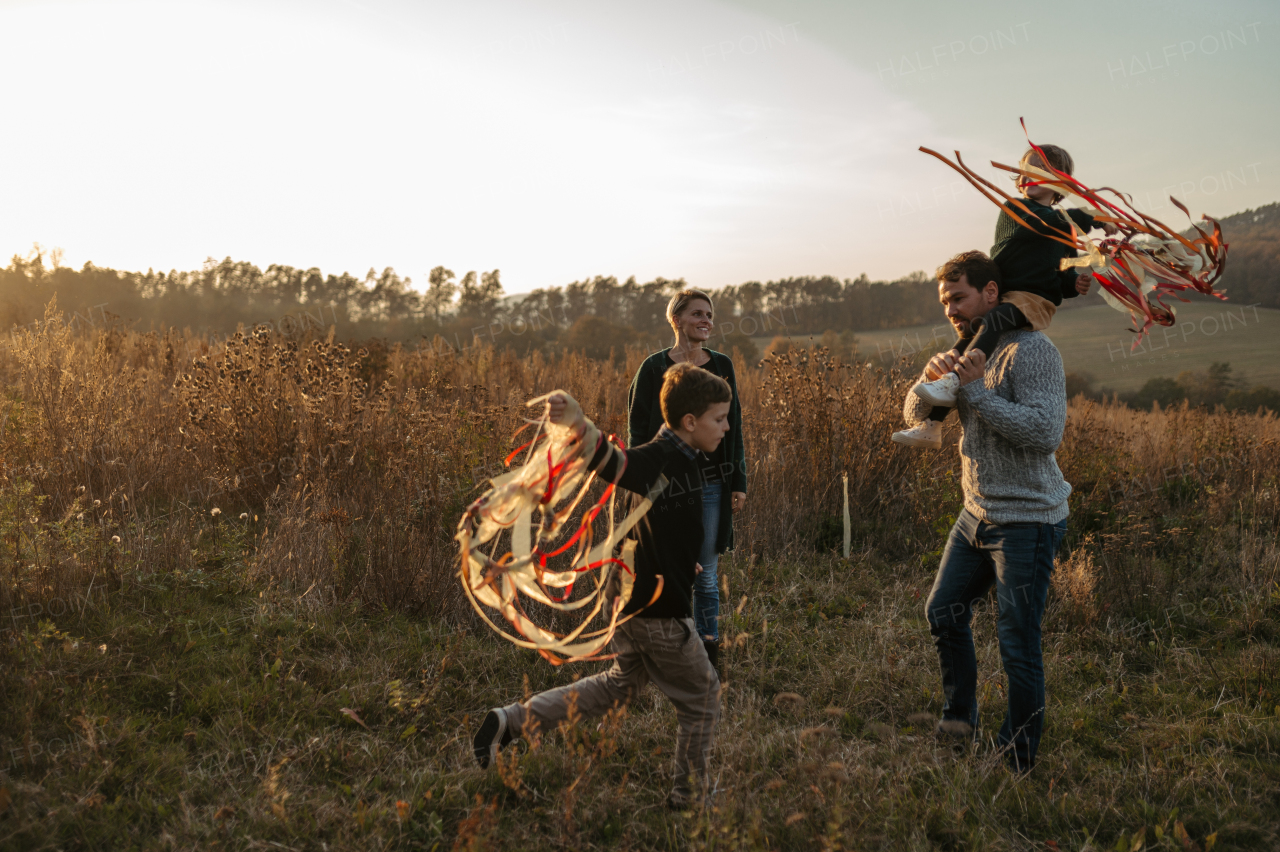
xmin=502 ymin=617 xmax=720 ymax=796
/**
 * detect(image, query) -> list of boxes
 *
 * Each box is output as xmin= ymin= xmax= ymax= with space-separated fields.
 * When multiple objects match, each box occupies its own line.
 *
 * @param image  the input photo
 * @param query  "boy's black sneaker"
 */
xmin=703 ymin=638 xmax=720 ymax=673
xmin=667 ymin=789 xmax=693 ymax=811
xmin=667 ymin=785 xmax=720 ymax=812
xmin=472 ymin=708 xmax=512 ymax=769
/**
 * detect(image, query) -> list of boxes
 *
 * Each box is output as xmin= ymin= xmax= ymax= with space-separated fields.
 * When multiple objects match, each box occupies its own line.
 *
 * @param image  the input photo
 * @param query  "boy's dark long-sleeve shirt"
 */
xmin=587 ymin=434 xmax=708 ymax=619
xmin=991 ymin=199 xmax=1095 ymax=305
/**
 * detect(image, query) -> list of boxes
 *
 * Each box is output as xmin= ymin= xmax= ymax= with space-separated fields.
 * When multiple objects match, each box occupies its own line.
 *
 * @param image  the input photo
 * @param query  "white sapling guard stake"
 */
xmin=456 ymin=390 xmax=665 ymax=665
xmin=842 ymin=473 xmax=851 ymax=560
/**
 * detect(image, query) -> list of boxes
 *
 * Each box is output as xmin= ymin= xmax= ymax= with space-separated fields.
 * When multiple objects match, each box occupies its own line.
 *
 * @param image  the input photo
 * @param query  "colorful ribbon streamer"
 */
xmin=456 ymin=391 xmax=664 ymax=665
xmin=921 ymin=120 xmax=1228 ymax=348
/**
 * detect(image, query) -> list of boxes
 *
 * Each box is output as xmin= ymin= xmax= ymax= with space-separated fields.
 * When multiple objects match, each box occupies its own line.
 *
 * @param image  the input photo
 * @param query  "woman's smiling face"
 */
xmin=675 ymin=299 xmax=713 ymax=341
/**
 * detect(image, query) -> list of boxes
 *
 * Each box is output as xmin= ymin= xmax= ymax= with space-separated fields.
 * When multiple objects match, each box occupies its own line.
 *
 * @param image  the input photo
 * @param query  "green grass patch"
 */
xmin=3 ymin=547 xmax=1279 ymax=850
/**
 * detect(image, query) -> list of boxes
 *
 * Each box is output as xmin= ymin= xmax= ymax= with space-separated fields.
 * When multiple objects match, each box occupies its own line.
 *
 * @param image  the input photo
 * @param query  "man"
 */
xmin=903 ymin=250 xmax=1070 ymax=773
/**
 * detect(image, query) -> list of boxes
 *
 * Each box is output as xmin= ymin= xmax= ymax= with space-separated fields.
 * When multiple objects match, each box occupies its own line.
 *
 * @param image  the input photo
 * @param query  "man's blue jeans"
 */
xmin=925 ymin=508 xmax=1066 ymax=771
xmin=693 ymin=482 xmax=723 ymax=642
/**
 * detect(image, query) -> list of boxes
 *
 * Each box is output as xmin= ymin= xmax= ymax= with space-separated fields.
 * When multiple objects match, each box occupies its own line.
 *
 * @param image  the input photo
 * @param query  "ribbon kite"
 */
xmin=921 ymin=120 xmax=1228 ymax=347
xmin=456 ymin=391 xmax=664 ymax=665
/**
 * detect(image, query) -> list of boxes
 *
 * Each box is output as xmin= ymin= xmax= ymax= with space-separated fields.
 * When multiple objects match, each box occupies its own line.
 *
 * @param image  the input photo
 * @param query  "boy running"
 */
xmin=472 ymin=362 xmax=729 ymax=810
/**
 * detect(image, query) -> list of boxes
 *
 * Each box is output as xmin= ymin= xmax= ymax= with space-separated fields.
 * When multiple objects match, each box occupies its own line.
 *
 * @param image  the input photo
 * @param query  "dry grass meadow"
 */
xmin=2 ymin=301 xmax=1279 ymax=851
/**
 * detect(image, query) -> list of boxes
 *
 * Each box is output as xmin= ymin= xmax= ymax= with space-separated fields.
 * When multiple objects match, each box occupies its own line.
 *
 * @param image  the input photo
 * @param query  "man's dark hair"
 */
xmin=660 ymin=362 xmax=731 ymax=429
xmin=936 ymin=250 xmax=1003 ymax=291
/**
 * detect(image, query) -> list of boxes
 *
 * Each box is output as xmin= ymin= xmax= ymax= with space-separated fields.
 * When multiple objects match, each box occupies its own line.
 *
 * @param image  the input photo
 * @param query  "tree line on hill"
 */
xmin=1202 ymin=202 xmax=1280 ymax=310
xmin=2 ymin=203 xmax=1275 ymax=361
xmin=0 ymin=250 xmax=940 ymax=355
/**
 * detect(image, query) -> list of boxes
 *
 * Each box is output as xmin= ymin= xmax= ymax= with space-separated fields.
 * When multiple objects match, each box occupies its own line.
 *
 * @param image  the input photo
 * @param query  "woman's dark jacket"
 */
xmin=626 ymin=348 xmax=746 ymax=554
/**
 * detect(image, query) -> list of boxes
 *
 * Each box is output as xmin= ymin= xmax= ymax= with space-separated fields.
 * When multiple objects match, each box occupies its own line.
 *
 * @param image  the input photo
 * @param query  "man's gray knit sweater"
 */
xmin=904 ymin=329 xmax=1071 ymax=525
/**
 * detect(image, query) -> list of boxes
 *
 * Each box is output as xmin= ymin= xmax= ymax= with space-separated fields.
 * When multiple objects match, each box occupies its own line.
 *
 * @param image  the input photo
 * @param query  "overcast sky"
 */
xmin=1 ymin=0 xmax=1275 ymax=294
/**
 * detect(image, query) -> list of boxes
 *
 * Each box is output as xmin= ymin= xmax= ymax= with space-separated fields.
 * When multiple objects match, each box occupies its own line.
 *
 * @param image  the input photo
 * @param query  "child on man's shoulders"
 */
xmin=893 ymin=143 xmax=1118 ymax=450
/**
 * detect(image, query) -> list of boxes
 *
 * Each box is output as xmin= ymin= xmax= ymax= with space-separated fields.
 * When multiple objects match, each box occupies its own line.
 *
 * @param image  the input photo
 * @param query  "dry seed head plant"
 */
xmin=1 ymin=297 xmax=1279 ymax=850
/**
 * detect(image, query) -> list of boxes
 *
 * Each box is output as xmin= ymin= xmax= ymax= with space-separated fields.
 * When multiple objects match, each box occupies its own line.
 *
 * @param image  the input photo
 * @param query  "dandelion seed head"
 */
xmin=772 ymin=692 xmax=805 ymax=711
xmin=112 ymin=535 xmax=121 ymax=543
xmin=93 ymin=500 xmax=101 ymax=507
xmin=907 ymin=712 xmax=937 ymax=729
xmin=863 ymin=721 xmax=894 ymax=741
xmin=240 ymin=513 xmax=249 ymax=520
xmin=800 ymin=725 xmax=835 ymax=743
xmin=211 ymin=508 xmax=222 ymax=517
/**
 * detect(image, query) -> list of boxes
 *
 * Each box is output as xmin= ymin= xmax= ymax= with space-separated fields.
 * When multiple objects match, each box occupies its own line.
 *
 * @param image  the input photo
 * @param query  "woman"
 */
xmin=627 ymin=289 xmax=747 ymax=668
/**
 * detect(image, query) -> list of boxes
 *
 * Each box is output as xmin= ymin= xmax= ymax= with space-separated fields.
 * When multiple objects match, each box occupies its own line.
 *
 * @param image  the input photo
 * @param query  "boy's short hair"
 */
xmin=660 ymin=362 xmax=731 ymax=429
xmin=937 ymin=250 xmax=1003 ymax=291
xmin=1020 ymin=144 xmax=1074 ymax=203
xmin=666 ymin=289 xmax=714 ymax=329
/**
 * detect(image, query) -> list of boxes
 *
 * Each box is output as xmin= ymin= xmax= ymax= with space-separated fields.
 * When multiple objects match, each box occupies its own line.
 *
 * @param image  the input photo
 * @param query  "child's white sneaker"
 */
xmin=912 ymin=372 xmax=961 ymax=407
xmin=891 ymin=420 xmax=942 ymax=450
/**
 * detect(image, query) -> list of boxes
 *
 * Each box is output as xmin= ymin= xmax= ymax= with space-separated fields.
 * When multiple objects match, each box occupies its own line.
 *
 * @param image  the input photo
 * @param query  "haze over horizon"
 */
xmin=2 ymin=0 xmax=1275 ymax=296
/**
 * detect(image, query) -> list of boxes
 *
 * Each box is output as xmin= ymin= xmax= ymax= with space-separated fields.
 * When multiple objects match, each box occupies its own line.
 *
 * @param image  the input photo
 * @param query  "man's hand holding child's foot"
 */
xmin=912 ymin=348 xmax=965 ymax=407
xmin=924 ymin=350 xmax=961 ymax=381
xmin=953 ymin=349 xmax=986 ymax=386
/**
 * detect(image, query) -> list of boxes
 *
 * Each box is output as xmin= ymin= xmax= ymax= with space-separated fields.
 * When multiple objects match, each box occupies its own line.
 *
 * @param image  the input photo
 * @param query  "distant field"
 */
xmin=757 ymin=302 xmax=1280 ymax=393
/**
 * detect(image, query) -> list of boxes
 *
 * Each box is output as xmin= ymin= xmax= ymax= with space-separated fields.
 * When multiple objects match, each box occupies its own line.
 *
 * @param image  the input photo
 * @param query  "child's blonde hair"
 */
xmin=1020 ymin=145 xmax=1074 ymax=204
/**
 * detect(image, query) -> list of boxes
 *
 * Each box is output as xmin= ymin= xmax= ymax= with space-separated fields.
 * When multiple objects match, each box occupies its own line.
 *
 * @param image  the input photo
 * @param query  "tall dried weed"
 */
xmin=2 ymin=302 xmax=1277 ymax=625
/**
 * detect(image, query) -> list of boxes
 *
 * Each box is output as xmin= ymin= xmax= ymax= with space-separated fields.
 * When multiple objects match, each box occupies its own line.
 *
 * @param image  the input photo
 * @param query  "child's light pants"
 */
xmin=502 ymin=616 xmax=721 ymax=797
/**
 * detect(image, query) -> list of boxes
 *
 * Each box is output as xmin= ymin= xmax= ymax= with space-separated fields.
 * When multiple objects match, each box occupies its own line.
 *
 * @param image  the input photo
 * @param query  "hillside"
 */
xmin=1201 ymin=201 xmax=1280 ymax=309
xmin=826 ymin=302 xmax=1280 ymax=393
